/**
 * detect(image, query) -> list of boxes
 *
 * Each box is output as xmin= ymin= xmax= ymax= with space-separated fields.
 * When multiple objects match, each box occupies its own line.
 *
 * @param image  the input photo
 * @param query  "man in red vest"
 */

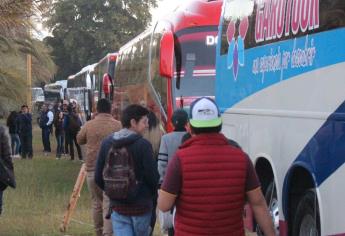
xmin=158 ymin=97 xmax=275 ymax=236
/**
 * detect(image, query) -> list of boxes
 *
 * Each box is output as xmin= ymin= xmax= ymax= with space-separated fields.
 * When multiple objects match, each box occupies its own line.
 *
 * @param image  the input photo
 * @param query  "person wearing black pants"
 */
xmin=39 ymin=104 xmax=54 ymax=155
xmin=67 ymin=131 xmax=82 ymax=160
xmin=62 ymin=101 xmax=69 ymax=155
xmin=64 ymin=105 xmax=83 ymax=161
xmin=17 ymin=105 xmax=33 ymax=159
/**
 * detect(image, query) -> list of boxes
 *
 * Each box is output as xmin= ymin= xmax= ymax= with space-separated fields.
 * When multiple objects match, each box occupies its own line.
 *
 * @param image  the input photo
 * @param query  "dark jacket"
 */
xmin=6 ymin=115 xmax=19 ymax=135
xmin=17 ymin=113 xmax=32 ymax=136
xmin=0 ymin=126 xmax=14 ymax=191
xmin=95 ymin=128 xmax=159 ymax=215
xmin=54 ymin=111 xmax=64 ymax=136
xmin=63 ymin=112 xmax=81 ymax=134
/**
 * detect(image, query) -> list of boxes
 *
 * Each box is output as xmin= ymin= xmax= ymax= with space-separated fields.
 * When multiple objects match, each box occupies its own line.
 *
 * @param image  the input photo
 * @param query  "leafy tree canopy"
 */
xmin=45 ymin=0 xmax=157 ymax=81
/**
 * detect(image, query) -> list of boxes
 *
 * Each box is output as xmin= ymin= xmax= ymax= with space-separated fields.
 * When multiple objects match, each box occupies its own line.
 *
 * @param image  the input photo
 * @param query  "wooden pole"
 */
xmin=27 ymin=53 xmax=32 ymax=109
xmin=60 ymin=163 xmax=87 ymax=232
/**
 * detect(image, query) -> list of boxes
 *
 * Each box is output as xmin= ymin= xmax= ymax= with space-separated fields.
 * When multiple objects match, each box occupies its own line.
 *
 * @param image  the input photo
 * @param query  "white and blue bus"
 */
xmin=216 ymin=0 xmax=345 ymax=235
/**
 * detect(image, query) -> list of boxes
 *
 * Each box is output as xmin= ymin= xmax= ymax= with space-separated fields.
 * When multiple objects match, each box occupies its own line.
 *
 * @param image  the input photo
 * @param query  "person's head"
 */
xmin=7 ymin=111 xmax=18 ymax=124
xmin=42 ymin=104 xmax=47 ymax=112
xmin=147 ymin=111 xmax=159 ymax=131
xmin=21 ymin=105 xmax=28 ymax=113
xmin=172 ymin=109 xmax=188 ymax=131
xmin=97 ymin=98 xmax=111 ymax=114
xmin=189 ymin=97 xmax=222 ymax=134
xmin=63 ymin=100 xmax=68 ymax=111
xmin=121 ymin=104 xmax=149 ymax=135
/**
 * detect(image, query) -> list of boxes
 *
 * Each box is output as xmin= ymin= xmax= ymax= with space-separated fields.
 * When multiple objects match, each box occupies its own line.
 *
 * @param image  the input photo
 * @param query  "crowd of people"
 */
xmin=0 ymin=97 xmax=277 ymax=236
xmin=39 ymin=99 xmax=84 ymax=160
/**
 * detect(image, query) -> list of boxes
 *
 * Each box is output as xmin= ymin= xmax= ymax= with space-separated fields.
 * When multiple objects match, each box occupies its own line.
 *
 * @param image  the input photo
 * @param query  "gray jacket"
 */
xmin=0 ymin=125 xmax=13 ymax=191
xmin=157 ymin=131 xmax=186 ymax=184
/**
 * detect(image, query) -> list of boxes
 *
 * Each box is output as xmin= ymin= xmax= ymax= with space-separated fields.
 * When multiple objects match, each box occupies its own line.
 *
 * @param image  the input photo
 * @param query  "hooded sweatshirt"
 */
xmin=95 ymin=128 xmax=159 ymax=216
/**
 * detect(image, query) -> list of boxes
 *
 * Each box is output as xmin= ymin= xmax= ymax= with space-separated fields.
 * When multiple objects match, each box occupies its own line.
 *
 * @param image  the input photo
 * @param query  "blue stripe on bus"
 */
xmin=282 ymin=101 xmax=345 ymax=217
xmin=293 ymin=101 xmax=345 ymax=186
xmin=216 ymin=28 xmax=345 ymax=112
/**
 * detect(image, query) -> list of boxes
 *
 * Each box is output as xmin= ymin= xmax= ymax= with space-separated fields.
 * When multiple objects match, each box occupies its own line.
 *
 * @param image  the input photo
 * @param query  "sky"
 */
xmin=151 ymin=0 xmax=182 ymax=24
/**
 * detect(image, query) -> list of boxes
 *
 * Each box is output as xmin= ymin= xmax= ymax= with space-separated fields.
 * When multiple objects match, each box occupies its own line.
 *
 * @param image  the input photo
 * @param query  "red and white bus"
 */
xmin=113 ymin=0 xmax=222 ymax=131
xmin=67 ymin=53 xmax=117 ymax=119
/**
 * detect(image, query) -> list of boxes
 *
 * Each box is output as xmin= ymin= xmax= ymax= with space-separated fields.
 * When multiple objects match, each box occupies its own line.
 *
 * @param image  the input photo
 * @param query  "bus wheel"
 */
xmin=293 ymin=190 xmax=320 ymax=236
xmin=257 ymin=182 xmax=279 ymax=236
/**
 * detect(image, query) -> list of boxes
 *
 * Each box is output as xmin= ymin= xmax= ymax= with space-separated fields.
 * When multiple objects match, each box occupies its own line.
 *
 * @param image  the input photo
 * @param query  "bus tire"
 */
xmin=292 ymin=189 xmax=320 ymax=236
xmin=257 ymin=181 xmax=279 ymax=236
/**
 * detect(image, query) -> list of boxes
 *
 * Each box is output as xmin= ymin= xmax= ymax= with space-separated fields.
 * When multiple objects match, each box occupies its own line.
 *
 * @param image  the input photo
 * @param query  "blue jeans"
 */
xmin=55 ymin=134 xmax=64 ymax=158
xmin=111 ymin=211 xmax=152 ymax=236
xmin=42 ymin=128 xmax=51 ymax=152
xmin=10 ymin=134 xmax=20 ymax=155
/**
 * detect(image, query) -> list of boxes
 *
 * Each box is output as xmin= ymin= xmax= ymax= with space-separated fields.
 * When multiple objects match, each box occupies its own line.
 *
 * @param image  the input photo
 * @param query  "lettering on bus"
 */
xmin=252 ymin=35 xmax=317 ymax=81
xmin=206 ymin=35 xmax=218 ymax=46
xmin=255 ymin=0 xmax=320 ymax=43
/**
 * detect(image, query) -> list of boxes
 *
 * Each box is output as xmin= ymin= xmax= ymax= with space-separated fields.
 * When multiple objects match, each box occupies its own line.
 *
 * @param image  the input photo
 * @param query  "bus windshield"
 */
xmin=173 ymin=27 xmax=217 ymax=105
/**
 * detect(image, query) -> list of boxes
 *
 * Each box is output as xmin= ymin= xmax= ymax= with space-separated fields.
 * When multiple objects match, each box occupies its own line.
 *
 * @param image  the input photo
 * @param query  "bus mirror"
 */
xmin=160 ymin=31 xmax=174 ymax=79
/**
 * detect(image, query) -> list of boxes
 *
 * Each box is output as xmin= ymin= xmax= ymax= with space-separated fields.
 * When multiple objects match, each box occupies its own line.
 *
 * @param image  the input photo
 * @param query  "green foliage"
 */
xmin=0 ymin=38 xmax=56 ymax=115
xmin=45 ymin=0 xmax=157 ymax=81
xmin=0 ymin=0 xmax=56 ymax=115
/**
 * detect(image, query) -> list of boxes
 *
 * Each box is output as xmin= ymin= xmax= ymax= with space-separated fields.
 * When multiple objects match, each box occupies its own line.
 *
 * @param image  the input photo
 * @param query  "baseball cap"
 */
xmin=189 ymin=97 xmax=222 ymax=128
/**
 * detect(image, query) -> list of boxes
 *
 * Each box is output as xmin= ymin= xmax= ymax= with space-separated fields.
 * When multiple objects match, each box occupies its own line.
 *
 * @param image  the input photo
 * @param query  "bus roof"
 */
xmin=98 ymin=52 xmax=118 ymax=64
xmin=162 ymin=0 xmax=222 ymax=33
xmin=118 ymin=29 xmax=152 ymax=54
xmin=68 ymin=63 xmax=98 ymax=80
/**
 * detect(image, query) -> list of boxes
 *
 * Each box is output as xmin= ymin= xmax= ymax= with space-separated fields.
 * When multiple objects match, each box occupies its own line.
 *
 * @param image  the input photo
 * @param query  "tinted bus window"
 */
xmin=173 ymin=29 xmax=217 ymax=99
xmin=150 ymin=23 xmax=168 ymax=116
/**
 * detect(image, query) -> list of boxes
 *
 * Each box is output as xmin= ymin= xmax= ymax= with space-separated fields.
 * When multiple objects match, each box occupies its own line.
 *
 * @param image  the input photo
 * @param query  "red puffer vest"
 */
xmin=174 ymin=133 xmax=248 ymax=236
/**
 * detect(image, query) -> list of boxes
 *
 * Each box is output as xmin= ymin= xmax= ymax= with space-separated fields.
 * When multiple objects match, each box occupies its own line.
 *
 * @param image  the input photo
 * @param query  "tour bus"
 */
xmin=93 ymin=52 xmax=118 ymax=102
xmin=216 ymin=0 xmax=345 ymax=235
xmin=66 ymin=53 xmax=117 ymax=118
xmin=44 ymin=83 xmax=65 ymax=105
xmin=31 ymin=87 xmax=44 ymax=111
xmin=66 ymin=64 xmax=96 ymax=120
xmin=113 ymin=0 xmax=222 ymax=131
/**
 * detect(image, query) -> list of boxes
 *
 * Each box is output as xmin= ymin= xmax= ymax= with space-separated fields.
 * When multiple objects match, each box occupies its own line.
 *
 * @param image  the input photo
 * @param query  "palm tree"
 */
xmin=0 ymin=0 xmax=55 ymax=116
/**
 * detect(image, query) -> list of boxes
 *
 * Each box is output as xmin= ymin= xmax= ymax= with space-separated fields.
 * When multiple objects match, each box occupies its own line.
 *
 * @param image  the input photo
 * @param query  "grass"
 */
xmin=0 ymin=124 xmax=164 ymax=236
xmin=0 ymin=126 xmax=93 ymax=236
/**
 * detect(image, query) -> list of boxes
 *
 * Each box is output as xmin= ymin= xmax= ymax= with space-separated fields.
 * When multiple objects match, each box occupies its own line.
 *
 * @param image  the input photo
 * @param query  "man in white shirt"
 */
xmin=39 ymin=104 xmax=54 ymax=155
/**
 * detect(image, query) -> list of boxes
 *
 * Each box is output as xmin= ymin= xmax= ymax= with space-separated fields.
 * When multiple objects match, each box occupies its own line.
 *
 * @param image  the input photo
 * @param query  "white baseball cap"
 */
xmin=189 ymin=97 xmax=222 ymax=128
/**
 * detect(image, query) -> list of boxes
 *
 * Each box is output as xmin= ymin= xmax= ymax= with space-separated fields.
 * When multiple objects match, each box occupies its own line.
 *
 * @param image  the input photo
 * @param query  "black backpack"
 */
xmin=103 ymin=143 xmax=140 ymax=201
xmin=68 ymin=114 xmax=80 ymax=134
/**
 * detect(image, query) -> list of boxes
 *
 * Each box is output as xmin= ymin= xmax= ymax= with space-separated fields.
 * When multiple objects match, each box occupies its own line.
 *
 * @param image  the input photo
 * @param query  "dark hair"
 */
xmin=181 ymin=132 xmax=192 ymax=144
xmin=6 ymin=111 xmax=18 ymax=127
xmin=121 ymin=104 xmax=149 ymax=128
xmin=190 ymin=124 xmax=222 ymax=135
xmin=21 ymin=105 xmax=28 ymax=109
xmin=172 ymin=109 xmax=188 ymax=131
xmin=147 ymin=111 xmax=159 ymax=131
xmin=97 ymin=98 xmax=111 ymax=114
